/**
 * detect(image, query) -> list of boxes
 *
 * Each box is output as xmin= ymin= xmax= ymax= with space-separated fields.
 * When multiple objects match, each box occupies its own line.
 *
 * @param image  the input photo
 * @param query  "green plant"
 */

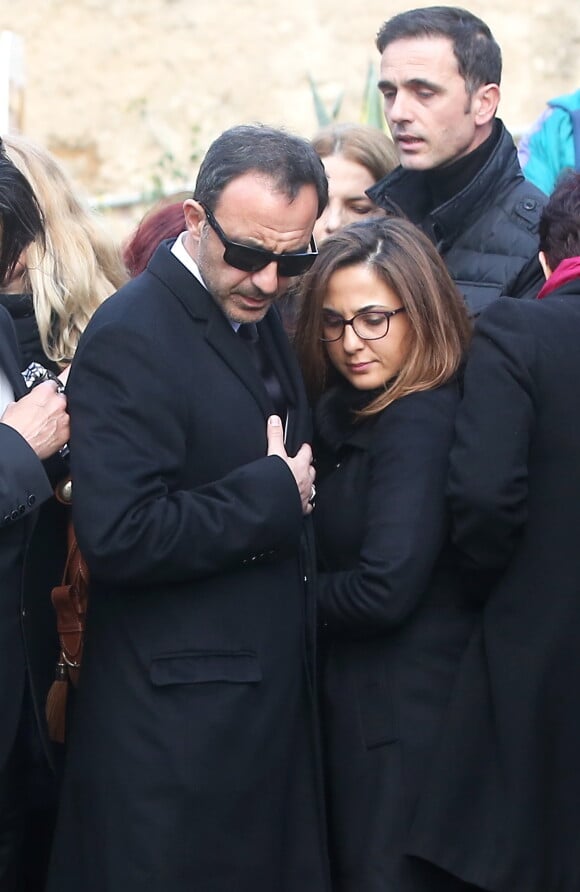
xmin=308 ymin=74 xmax=344 ymax=127
xmin=308 ymin=63 xmax=388 ymax=132
xmin=361 ymin=62 xmax=388 ymax=132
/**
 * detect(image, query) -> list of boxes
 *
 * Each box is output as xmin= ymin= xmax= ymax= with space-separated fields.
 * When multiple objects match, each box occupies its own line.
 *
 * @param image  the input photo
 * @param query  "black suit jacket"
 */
xmin=409 ymin=284 xmax=580 ymax=892
xmin=48 ymin=242 xmax=329 ymax=892
xmin=0 ymin=306 xmax=54 ymax=770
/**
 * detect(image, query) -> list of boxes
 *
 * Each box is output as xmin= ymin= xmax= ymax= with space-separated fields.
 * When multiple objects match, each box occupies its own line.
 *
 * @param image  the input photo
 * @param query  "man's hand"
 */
xmin=1 ymin=380 xmax=69 ymax=460
xmin=267 ymin=415 xmax=316 ymax=515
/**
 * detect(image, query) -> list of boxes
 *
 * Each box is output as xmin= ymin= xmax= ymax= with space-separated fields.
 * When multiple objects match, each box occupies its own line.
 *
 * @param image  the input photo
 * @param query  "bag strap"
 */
xmin=52 ymin=478 xmax=89 ymax=686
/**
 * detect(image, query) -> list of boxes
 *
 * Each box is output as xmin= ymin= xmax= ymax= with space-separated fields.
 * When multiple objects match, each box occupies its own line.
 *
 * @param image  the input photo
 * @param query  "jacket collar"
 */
xmin=367 ymin=120 xmax=529 ymax=251
xmin=315 ymin=382 xmax=378 ymax=453
xmin=537 ymin=257 xmax=580 ymax=299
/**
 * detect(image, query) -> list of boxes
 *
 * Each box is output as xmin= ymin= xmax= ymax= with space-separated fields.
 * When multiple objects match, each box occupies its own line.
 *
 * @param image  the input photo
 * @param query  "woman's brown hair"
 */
xmin=311 ymin=123 xmax=398 ymax=183
xmin=294 ymin=217 xmax=471 ymax=416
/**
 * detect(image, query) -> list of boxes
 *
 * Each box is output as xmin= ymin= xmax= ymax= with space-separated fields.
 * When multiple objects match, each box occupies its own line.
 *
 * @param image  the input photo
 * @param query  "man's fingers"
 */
xmin=266 ymin=415 xmax=286 ymax=458
xmin=294 ymin=442 xmax=314 ymax=468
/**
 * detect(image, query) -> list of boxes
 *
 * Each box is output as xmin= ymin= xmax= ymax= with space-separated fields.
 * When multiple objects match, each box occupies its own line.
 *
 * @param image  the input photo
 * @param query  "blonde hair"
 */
xmin=311 ymin=123 xmax=398 ymax=183
xmin=3 ymin=136 xmax=128 ymax=364
xmin=294 ymin=217 xmax=471 ymax=416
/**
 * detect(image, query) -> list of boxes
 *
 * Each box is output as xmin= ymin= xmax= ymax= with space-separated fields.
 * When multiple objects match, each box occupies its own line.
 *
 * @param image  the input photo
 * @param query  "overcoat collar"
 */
xmin=147 ymin=241 xmax=309 ymax=451
xmin=315 ymin=382 xmax=378 ymax=453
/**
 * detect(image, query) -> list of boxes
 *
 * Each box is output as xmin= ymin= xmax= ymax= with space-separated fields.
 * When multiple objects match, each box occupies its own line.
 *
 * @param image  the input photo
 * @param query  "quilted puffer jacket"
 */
xmin=368 ymin=120 xmax=546 ymax=315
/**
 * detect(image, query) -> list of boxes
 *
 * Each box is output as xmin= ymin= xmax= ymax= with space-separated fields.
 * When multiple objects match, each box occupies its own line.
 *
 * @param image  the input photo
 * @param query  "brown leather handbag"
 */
xmin=45 ymin=478 xmax=89 ymax=743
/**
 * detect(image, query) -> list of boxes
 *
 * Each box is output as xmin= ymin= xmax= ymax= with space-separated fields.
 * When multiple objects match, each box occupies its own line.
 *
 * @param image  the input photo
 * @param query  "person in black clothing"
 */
xmin=0 ymin=142 xmax=69 ymax=892
xmin=294 ymin=217 xmax=478 ymax=891
xmin=407 ymin=172 xmax=580 ymax=892
xmin=369 ymin=6 xmax=546 ymax=315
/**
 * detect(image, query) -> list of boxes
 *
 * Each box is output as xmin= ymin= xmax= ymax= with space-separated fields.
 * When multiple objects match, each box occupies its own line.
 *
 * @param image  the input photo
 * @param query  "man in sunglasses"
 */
xmin=47 ymin=125 xmax=331 ymax=892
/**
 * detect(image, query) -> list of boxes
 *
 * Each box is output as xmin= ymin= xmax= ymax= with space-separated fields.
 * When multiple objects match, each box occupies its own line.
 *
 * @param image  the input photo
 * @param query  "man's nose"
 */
xmin=251 ymin=261 xmax=280 ymax=294
xmin=387 ymin=91 xmax=411 ymax=124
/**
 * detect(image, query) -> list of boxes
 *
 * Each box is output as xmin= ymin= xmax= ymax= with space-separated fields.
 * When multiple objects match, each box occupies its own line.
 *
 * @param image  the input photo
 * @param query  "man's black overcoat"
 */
xmin=46 ymin=242 xmax=329 ymax=892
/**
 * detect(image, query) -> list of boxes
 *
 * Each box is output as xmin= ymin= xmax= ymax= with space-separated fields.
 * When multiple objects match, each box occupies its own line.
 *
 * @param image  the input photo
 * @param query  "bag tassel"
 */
xmin=46 ymin=657 xmax=69 ymax=744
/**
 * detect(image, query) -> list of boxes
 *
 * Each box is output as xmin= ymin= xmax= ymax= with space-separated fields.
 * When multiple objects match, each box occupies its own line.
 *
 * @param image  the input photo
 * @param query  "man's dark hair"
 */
xmin=193 ymin=124 xmax=328 ymax=218
xmin=0 ymin=140 xmax=44 ymax=285
xmin=376 ymin=6 xmax=502 ymax=95
xmin=539 ymin=170 xmax=580 ymax=271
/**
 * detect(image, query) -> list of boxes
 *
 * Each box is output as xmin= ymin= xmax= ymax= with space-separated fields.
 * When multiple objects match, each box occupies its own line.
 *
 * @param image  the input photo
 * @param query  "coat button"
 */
xmin=523 ymin=198 xmax=536 ymax=211
xmin=10 ymin=510 xmax=19 ymax=521
xmin=18 ymin=504 xmax=25 ymax=514
xmin=3 ymin=515 xmax=9 ymax=525
xmin=27 ymin=494 xmax=36 ymax=507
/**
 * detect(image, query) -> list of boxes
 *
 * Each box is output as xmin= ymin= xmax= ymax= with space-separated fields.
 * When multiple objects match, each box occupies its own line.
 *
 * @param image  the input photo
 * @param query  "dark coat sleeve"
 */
xmin=318 ymin=387 xmax=457 ymax=634
xmin=448 ymin=299 xmax=536 ymax=571
xmin=0 ymin=423 xmax=53 ymax=525
xmin=67 ymin=321 xmax=304 ymax=586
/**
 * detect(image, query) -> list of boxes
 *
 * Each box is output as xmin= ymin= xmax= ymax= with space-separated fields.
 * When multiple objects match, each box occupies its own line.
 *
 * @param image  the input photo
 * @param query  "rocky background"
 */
xmin=3 ymin=0 xmax=580 ymax=237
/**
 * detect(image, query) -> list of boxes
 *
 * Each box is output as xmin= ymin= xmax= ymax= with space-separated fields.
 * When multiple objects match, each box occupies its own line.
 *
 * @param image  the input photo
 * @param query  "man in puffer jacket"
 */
xmin=369 ymin=6 xmax=546 ymax=316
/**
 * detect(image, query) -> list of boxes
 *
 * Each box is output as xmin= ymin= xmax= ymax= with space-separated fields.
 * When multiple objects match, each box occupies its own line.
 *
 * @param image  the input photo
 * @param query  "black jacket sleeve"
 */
xmin=318 ymin=387 xmax=457 ymax=634
xmin=448 ymin=299 xmax=536 ymax=571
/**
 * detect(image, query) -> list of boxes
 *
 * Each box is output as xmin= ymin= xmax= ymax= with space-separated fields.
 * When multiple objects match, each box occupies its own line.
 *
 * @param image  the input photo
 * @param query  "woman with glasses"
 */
xmin=294 ymin=217 xmax=478 ymax=892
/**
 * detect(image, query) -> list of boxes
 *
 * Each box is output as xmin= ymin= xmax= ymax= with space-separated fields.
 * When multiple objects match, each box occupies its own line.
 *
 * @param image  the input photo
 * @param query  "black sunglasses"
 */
xmin=199 ymin=202 xmax=318 ymax=277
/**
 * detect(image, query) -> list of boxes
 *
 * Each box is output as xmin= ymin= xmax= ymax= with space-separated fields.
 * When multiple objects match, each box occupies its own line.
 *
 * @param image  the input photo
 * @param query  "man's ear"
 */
xmin=472 ymin=83 xmax=500 ymax=126
xmin=538 ymin=250 xmax=552 ymax=281
xmin=183 ymin=199 xmax=205 ymax=241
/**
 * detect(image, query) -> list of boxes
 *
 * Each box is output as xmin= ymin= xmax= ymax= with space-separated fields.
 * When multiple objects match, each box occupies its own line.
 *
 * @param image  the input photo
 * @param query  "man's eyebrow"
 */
xmin=378 ymin=77 xmax=442 ymax=93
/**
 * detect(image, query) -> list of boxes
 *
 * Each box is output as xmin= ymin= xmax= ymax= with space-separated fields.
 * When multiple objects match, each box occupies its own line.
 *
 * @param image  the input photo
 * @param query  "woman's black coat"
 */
xmin=408 ymin=284 xmax=580 ymax=892
xmin=313 ymin=380 xmax=478 ymax=892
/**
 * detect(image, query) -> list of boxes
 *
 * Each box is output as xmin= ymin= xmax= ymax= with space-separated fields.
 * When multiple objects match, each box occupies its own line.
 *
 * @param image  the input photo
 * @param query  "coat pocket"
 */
xmin=356 ymin=673 xmax=398 ymax=750
xmin=149 ymin=650 xmax=262 ymax=686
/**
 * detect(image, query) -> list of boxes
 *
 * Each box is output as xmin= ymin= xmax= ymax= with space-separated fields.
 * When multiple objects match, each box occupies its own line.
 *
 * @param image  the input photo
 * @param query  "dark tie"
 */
xmin=238 ymin=323 xmax=287 ymax=420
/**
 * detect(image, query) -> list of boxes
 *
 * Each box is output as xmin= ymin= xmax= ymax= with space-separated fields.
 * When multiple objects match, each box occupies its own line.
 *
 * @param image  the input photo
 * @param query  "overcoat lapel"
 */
xmin=258 ymin=312 xmax=310 ymax=453
xmin=204 ymin=312 xmax=273 ymax=419
xmin=148 ymin=241 xmax=300 ymax=424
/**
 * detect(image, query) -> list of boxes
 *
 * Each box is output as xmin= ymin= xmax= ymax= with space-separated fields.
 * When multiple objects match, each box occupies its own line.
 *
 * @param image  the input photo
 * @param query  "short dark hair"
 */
xmin=0 ymin=141 xmax=44 ymax=285
xmin=539 ymin=170 xmax=580 ymax=271
xmin=193 ymin=124 xmax=328 ymax=218
xmin=376 ymin=6 xmax=502 ymax=95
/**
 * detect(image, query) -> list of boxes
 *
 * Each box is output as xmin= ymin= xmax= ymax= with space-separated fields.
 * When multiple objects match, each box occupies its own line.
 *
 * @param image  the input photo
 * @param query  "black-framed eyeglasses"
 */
xmin=320 ymin=307 xmax=407 ymax=342
xmin=199 ymin=202 xmax=318 ymax=277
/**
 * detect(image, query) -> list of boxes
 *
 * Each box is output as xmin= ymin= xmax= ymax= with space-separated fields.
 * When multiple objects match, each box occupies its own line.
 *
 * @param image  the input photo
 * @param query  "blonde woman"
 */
xmin=0 ymin=136 xmax=126 ymax=892
xmin=0 ymin=135 xmax=127 ymax=369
